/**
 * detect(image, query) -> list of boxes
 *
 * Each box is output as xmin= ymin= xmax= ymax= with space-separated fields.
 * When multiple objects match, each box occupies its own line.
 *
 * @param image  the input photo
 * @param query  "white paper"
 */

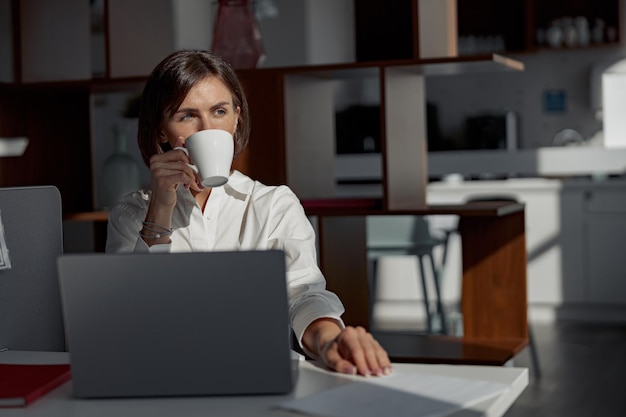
xmin=0 ymin=210 xmax=11 ymax=270
xmin=279 ymin=372 xmax=510 ymax=417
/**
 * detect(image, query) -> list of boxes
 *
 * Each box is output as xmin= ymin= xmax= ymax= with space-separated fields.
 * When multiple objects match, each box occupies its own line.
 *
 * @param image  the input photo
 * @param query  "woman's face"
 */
xmin=159 ymin=76 xmax=240 ymax=148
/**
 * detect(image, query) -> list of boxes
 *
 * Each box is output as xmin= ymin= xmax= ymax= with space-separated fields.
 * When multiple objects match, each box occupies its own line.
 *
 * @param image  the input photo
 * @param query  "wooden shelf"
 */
xmin=0 ymin=76 xmax=147 ymax=93
xmin=64 ymin=211 xmax=109 ymax=222
xmin=238 ymin=53 xmax=524 ymax=78
xmin=302 ymin=198 xmax=524 ymax=217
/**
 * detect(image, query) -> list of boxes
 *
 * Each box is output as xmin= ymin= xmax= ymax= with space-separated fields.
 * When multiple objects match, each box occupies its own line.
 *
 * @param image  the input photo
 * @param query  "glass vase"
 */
xmin=99 ymin=124 xmax=140 ymax=210
xmin=211 ymin=0 xmax=266 ymax=69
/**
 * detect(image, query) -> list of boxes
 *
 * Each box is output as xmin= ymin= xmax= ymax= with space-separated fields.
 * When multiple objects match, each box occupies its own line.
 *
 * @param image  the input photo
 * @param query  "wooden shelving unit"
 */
xmin=11 ymin=0 xmax=617 ymax=365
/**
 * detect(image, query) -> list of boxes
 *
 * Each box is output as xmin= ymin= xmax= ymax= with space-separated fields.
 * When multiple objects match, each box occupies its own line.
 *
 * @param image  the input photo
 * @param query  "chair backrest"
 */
xmin=0 ymin=186 xmax=66 ymax=351
xmin=366 ymin=215 xmax=440 ymax=257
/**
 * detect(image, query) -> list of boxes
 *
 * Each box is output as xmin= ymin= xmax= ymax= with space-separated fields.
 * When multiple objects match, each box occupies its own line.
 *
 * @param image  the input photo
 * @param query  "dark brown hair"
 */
xmin=137 ymin=50 xmax=250 ymax=166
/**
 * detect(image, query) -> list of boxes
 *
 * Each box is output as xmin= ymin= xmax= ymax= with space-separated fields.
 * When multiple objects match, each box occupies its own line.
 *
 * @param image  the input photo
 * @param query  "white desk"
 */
xmin=1 ymin=351 xmax=528 ymax=417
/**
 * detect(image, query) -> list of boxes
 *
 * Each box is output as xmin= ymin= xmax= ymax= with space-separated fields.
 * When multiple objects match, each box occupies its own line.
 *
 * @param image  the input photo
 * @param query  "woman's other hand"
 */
xmin=304 ymin=318 xmax=392 ymax=377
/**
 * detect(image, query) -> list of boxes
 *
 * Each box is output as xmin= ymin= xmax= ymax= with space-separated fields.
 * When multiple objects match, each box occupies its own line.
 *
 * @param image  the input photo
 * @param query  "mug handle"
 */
xmin=173 ymin=146 xmax=199 ymax=174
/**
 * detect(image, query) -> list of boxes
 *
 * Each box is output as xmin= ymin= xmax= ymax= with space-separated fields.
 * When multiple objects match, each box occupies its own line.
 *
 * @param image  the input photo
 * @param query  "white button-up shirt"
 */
xmin=106 ymin=170 xmax=345 ymax=346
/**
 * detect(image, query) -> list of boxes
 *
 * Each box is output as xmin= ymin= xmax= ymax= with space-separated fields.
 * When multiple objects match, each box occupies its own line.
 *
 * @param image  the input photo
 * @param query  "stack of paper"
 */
xmin=280 ymin=371 xmax=510 ymax=417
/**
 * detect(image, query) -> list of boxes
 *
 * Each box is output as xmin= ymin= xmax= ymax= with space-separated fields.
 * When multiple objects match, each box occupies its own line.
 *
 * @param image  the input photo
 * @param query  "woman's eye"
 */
xmin=214 ymin=108 xmax=226 ymax=117
xmin=179 ymin=113 xmax=194 ymax=121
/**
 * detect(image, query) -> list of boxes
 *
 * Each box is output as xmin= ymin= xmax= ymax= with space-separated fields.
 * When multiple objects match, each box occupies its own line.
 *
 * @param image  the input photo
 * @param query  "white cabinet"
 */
xmin=427 ymin=178 xmax=574 ymax=307
xmin=426 ymin=178 xmax=626 ymax=322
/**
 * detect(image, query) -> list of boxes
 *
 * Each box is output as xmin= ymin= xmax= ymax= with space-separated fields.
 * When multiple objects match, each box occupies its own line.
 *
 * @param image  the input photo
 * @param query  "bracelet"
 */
xmin=140 ymin=231 xmax=171 ymax=239
xmin=142 ymin=221 xmax=172 ymax=232
xmin=140 ymin=221 xmax=173 ymax=239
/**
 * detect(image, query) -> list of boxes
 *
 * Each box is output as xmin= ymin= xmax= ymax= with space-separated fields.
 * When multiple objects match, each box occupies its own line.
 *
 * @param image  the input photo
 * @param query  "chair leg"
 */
xmin=368 ymin=258 xmax=377 ymax=327
xmin=528 ymin=324 xmax=542 ymax=379
xmin=416 ymin=255 xmax=433 ymax=333
xmin=427 ymin=253 xmax=447 ymax=334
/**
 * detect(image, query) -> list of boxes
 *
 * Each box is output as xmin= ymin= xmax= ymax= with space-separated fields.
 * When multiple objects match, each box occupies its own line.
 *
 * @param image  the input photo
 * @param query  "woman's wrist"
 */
xmin=142 ymin=198 xmax=175 ymax=245
xmin=302 ymin=318 xmax=342 ymax=358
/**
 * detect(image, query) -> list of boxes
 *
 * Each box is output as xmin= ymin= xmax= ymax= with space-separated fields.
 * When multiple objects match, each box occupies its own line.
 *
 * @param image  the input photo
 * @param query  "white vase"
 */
xmin=99 ymin=124 xmax=140 ymax=210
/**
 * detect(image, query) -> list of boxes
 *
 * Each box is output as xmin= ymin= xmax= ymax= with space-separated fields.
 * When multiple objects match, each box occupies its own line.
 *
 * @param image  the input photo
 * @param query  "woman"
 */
xmin=106 ymin=49 xmax=391 ymax=377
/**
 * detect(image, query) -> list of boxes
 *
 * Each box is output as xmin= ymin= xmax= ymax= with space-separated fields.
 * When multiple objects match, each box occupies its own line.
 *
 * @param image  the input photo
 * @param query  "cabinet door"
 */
xmin=586 ymin=214 xmax=626 ymax=304
xmin=585 ymin=190 xmax=626 ymax=304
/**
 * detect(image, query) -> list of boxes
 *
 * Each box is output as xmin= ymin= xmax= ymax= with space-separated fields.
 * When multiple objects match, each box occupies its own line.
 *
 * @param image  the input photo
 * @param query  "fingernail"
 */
xmin=343 ymin=366 xmax=357 ymax=375
xmin=384 ymin=366 xmax=394 ymax=375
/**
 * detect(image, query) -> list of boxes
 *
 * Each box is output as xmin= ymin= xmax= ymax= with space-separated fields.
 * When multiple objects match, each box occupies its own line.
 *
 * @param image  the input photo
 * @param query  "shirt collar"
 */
xmin=174 ymin=170 xmax=253 ymax=204
xmin=223 ymin=170 xmax=254 ymax=197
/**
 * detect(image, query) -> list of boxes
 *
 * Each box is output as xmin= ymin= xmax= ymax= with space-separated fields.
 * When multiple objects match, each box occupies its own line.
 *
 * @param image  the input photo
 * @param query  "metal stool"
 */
xmin=367 ymin=216 xmax=449 ymax=334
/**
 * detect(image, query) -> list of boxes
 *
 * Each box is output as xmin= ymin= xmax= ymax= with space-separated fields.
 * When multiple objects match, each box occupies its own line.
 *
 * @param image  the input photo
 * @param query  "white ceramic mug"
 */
xmin=174 ymin=129 xmax=234 ymax=187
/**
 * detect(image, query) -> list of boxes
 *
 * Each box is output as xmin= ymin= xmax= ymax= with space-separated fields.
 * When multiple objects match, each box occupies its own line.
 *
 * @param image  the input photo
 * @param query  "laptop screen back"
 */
xmin=57 ymin=250 xmax=294 ymax=398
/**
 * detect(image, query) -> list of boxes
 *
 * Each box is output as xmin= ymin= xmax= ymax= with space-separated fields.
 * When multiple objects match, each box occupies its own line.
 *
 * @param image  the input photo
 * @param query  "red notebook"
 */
xmin=0 ymin=364 xmax=71 ymax=407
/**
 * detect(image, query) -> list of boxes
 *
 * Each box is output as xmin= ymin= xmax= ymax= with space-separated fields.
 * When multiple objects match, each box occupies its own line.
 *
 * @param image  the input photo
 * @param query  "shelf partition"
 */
xmin=247 ymin=54 xmax=524 ymax=210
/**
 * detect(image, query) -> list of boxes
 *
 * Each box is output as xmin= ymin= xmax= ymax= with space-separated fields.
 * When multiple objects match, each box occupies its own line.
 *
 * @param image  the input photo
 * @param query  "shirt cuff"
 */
xmin=148 ymin=243 xmax=172 ymax=253
xmin=133 ymin=237 xmax=171 ymax=253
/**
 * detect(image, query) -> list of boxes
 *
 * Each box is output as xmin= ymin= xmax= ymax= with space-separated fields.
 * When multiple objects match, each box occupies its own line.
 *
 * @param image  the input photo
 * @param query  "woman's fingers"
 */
xmin=323 ymin=326 xmax=392 ymax=377
xmin=149 ymin=149 xmax=199 ymax=191
xmin=337 ymin=327 xmax=381 ymax=376
xmin=321 ymin=340 xmax=357 ymax=375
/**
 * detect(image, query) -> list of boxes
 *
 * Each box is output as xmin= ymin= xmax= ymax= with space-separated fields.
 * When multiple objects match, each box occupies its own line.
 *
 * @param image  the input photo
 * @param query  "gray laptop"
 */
xmin=57 ymin=250 xmax=294 ymax=398
xmin=0 ymin=186 xmax=65 ymax=351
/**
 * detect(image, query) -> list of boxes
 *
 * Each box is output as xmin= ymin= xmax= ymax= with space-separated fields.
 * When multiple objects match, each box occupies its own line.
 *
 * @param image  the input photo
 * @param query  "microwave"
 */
xmin=465 ymin=111 xmax=518 ymax=151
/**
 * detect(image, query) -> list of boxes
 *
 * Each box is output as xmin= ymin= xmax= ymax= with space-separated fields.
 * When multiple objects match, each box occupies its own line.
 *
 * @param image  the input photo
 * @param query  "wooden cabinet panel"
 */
xmin=0 ymin=85 xmax=93 ymax=214
xmin=354 ymin=0 xmax=417 ymax=62
xmin=18 ymin=0 xmax=91 ymax=82
xmin=383 ymin=66 xmax=428 ymax=209
xmin=236 ymin=70 xmax=286 ymax=185
xmin=284 ymin=75 xmax=337 ymax=198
